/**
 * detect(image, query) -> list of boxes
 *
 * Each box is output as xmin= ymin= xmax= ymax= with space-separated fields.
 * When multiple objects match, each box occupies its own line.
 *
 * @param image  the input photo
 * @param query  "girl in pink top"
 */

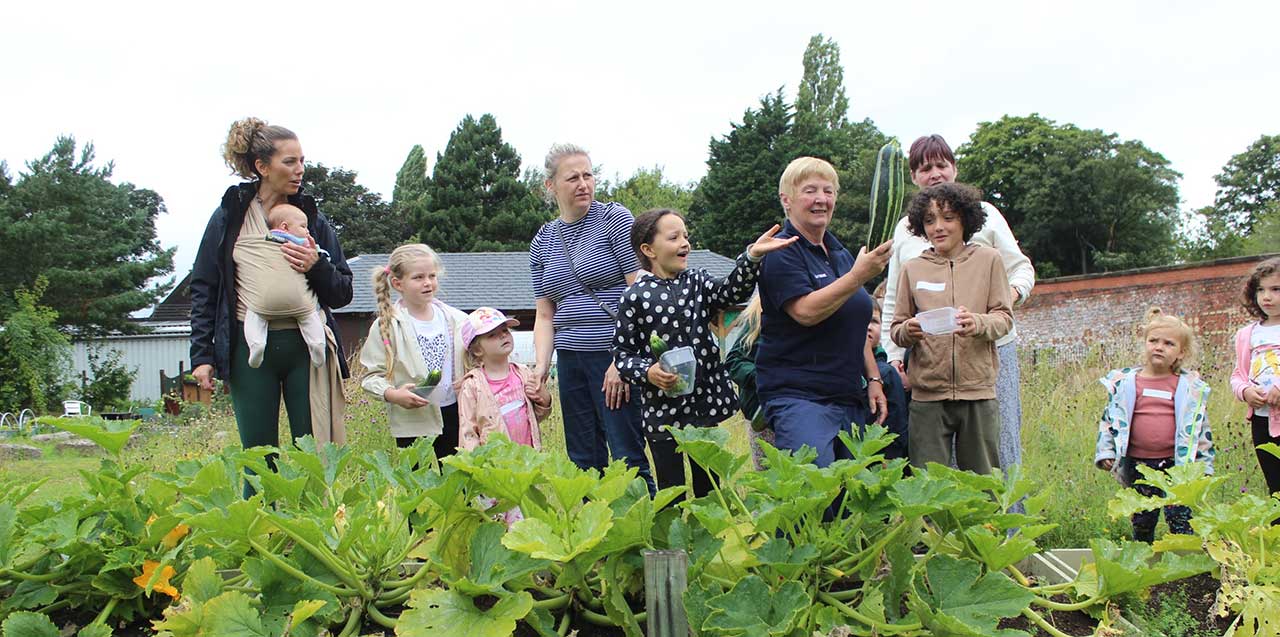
xmin=457 ymin=307 xmax=552 ymax=452
xmin=1230 ymin=258 xmax=1280 ymax=496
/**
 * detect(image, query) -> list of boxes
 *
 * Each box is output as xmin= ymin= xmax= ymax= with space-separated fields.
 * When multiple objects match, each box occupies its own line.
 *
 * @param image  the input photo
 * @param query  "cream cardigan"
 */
xmin=359 ymin=300 xmax=467 ymax=438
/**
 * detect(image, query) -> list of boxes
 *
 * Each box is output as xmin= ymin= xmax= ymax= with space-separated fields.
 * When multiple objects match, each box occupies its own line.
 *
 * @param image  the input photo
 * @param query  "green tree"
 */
xmin=420 ymin=114 xmax=547 ymax=252
xmin=1213 ymin=134 xmax=1280 ymax=235
xmin=80 ymin=347 xmax=135 ymax=411
xmin=1184 ymin=134 xmax=1280 ymax=259
xmin=392 ymin=145 xmax=432 ymax=249
xmin=958 ymin=114 xmax=1180 ymax=276
xmin=1242 ymin=201 xmax=1280 ymax=256
xmin=795 ymin=33 xmax=850 ymax=132
xmin=598 ymin=167 xmax=695 ymax=215
xmin=0 ymin=137 xmax=175 ymax=333
xmin=0 ymin=277 xmax=72 ymax=412
xmin=303 ymin=163 xmax=406 ymax=257
xmin=690 ymin=89 xmax=798 ymax=256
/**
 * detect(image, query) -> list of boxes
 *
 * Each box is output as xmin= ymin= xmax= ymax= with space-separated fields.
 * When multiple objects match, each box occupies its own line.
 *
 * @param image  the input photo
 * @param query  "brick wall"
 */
xmin=1015 ymin=254 xmax=1278 ymax=360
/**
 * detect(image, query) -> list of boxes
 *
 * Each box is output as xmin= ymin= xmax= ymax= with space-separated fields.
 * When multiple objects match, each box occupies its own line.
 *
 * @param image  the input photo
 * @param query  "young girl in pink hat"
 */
xmin=457 ymin=307 xmax=553 ymax=452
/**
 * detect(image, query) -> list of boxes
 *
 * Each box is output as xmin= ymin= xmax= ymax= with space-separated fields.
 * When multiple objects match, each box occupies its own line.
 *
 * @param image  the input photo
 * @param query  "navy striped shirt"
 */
xmin=530 ymin=201 xmax=639 ymax=351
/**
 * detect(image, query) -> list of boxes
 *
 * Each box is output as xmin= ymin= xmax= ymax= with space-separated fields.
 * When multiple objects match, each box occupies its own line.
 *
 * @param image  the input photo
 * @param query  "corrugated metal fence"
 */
xmin=71 ymin=323 xmax=190 ymax=403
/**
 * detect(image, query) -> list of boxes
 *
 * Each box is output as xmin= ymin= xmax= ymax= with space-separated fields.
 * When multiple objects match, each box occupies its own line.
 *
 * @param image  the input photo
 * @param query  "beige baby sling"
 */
xmin=233 ymin=201 xmax=347 ymax=445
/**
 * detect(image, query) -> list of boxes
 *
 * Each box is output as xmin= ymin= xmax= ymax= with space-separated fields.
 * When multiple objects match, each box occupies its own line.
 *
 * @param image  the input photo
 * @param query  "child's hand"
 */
xmin=1244 ymin=386 xmax=1268 ymax=409
xmin=955 ymin=306 xmax=979 ymax=337
xmin=903 ymin=318 xmax=925 ymax=340
xmin=646 ymin=363 xmax=679 ymax=392
xmin=1267 ymin=385 xmax=1280 ymax=409
xmin=385 ymin=384 xmax=430 ymax=409
xmin=1099 ymin=458 xmax=1115 ymax=471
xmin=522 ymin=374 xmax=543 ymax=400
xmin=747 ymin=224 xmax=800 ymax=259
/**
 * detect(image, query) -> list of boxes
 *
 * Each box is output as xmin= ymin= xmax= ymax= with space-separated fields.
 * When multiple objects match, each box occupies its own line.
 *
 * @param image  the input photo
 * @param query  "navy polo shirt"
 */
xmin=756 ymin=220 xmax=871 ymax=406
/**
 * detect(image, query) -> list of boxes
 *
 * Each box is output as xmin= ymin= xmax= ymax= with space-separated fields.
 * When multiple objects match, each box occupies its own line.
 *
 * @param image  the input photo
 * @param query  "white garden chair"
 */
xmin=62 ymin=400 xmax=92 ymax=418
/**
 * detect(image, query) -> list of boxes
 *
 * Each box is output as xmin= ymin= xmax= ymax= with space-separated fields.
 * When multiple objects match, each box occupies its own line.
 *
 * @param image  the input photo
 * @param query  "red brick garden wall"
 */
xmin=1015 ymin=254 xmax=1278 ymax=361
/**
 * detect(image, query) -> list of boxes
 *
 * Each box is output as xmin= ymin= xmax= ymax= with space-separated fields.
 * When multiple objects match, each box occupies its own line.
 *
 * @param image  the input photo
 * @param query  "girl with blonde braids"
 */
xmin=360 ymin=244 xmax=467 ymax=457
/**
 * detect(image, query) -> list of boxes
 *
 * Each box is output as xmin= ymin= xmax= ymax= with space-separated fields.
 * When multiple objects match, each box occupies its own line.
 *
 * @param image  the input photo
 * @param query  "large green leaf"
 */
xmin=908 ymin=555 xmax=1033 ymax=636
xmin=670 ymin=426 xmax=748 ymax=483
xmin=447 ymin=522 xmax=548 ymax=596
xmin=1091 ymin=538 xmax=1215 ymax=598
xmin=1 ymin=612 xmax=59 ymax=637
xmin=77 ymin=624 xmax=113 ymax=637
xmin=203 ymin=591 xmax=271 ymax=637
xmin=700 ymin=575 xmax=808 ymax=636
xmin=502 ymin=501 xmax=612 ymax=562
xmin=889 ymin=474 xmax=988 ymax=518
xmin=963 ymin=526 xmax=1041 ymax=572
xmin=0 ymin=503 xmax=15 ymax=566
xmin=181 ymin=556 xmax=224 ymax=604
xmin=396 ymin=589 xmax=533 ymax=637
xmin=754 ymin=537 xmax=819 ymax=580
xmin=45 ymin=417 xmax=139 ymax=455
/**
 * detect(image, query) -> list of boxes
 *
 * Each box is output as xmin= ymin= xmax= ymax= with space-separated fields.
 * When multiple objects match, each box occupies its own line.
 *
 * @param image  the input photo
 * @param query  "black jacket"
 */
xmin=189 ymin=182 xmax=354 ymax=380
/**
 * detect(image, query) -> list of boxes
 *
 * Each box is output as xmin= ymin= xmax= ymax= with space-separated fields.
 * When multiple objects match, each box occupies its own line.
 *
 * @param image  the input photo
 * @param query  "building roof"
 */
xmin=339 ymin=250 xmax=739 ymax=315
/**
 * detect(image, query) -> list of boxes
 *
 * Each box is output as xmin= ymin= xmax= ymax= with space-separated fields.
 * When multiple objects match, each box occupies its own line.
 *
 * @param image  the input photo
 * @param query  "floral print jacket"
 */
xmin=1093 ymin=367 xmax=1214 ymax=482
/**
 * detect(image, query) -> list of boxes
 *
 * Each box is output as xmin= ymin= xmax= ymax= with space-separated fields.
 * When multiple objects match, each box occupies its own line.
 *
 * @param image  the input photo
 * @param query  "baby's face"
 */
xmin=272 ymin=209 xmax=309 ymax=233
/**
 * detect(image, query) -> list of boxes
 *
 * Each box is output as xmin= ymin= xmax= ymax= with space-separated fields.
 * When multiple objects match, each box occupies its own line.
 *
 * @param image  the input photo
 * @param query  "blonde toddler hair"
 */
xmin=372 ymin=243 xmax=445 ymax=380
xmin=1140 ymin=307 xmax=1196 ymax=374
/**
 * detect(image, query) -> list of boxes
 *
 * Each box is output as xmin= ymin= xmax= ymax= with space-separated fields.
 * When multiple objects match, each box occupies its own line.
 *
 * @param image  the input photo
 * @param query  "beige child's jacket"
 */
xmin=360 ymin=301 xmax=467 ymax=438
xmin=890 ymin=244 xmax=1013 ymax=402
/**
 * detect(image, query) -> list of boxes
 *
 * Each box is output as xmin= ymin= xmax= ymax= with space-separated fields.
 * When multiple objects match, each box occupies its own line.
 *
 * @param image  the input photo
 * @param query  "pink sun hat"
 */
xmin=462 ymin=307 xmax=521 ymax=349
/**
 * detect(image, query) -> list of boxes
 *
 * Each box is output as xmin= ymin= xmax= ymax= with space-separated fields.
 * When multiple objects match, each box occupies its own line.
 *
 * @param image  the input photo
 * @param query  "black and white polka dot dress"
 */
xmin=613 ymin=252 xmax=759 ymax=441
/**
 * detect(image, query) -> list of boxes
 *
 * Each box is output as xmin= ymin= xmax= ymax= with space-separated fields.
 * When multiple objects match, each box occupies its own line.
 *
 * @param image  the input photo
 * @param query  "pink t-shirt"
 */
xmin=486 ymin=364 xmax=533 ymax=447
xmin=1128 ymin=374 xmax=1179 ymax=459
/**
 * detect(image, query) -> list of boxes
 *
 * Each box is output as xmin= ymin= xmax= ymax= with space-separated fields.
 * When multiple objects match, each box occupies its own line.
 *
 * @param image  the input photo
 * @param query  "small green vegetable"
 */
xmin=426 ymin=369 xmax=442 ymax=386
xmin=649 ymin=333 xmax=669 ymax=356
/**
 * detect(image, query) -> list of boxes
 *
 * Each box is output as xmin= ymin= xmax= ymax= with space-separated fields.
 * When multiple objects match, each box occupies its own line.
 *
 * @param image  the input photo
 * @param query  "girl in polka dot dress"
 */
xmin=613 ymin=208 xmax=797 ymax=497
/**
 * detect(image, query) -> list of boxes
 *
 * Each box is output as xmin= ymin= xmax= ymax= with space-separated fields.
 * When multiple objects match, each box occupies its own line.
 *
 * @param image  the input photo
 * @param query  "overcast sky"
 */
xmin=4 ymin=1 xmax=1276 ymax=283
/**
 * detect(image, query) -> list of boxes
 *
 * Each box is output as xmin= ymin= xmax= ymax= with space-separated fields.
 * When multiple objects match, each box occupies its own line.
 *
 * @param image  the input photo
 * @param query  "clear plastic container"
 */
xmin=916 ymin=306 xmax=959 ymax=335
xmin=410 ymin=383 xmax=438 ymax=400
xmin=659 ymin=346 xmax=697 ymax=397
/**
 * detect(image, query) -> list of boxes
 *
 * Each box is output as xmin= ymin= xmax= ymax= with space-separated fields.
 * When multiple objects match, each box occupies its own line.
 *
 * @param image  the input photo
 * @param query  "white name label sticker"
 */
xmin=815 ymin=273 xmax=828 ymax=279
xmin=500 ymin=399 xmax=524 ymax=416
xmin=916 ymin=281 xmax=946 ymax=292
xmin=1142 ymin=388 xmax=1173 ymax=400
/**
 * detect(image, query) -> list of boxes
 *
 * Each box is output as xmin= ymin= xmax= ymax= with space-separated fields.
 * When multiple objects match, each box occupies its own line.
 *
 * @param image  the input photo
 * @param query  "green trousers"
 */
xmin=908 ymin=398 xmax=1001 ymax=475
xmin=229 ymin=323 xmax=312 ymax=455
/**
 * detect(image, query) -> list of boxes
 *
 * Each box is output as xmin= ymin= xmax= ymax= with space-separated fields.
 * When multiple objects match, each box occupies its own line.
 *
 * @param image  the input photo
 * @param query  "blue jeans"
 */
xmin=556 ymin=349 xmax=654 ymax=492
xmin=764 ymin=396 xmax=865 ymax=468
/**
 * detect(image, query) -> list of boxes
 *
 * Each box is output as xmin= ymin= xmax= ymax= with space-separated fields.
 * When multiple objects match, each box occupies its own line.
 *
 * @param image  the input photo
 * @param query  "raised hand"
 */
xmin=746 ymin=224 xmax=800 ymax=259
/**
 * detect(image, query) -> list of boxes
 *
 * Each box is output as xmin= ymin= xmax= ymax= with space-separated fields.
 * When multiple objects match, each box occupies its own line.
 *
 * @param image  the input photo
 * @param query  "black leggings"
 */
xmin=1253 ymin=414 xmax=1280 ymax=496
xmin=395 ymin=403 xmax=460 ymax=461
xmin=648 ymin=436 xmax=718 ymax=500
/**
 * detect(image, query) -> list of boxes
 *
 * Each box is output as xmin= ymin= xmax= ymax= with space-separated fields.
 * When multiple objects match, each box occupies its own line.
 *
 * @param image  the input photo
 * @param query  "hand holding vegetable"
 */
xmin=850 ymin=240 xmax=893 ymax=284
xmin=747 ymin=224 xmax=799 ymax=259
xmin=647 ymin=363 xmax=680 ymax=392
xmin=385 ymin=383 xmax=431 ymax=409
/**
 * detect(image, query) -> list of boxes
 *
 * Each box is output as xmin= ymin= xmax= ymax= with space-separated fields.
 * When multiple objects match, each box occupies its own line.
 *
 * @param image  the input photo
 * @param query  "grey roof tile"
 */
xmin=339 ymin=250 xmax=738 ymax=315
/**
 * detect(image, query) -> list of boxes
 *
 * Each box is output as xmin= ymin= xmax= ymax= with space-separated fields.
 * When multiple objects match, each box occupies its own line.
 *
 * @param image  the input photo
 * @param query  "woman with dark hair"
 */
xmin=879 ymin=134 xmax=1035 ymax=476
xmin=529 ymin=143 xmax=653 ymax=490
xmin=190 ymin=118 xmax=352 ymax=491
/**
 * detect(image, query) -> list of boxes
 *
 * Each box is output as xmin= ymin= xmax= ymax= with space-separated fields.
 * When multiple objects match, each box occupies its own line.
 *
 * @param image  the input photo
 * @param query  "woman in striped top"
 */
xmin=529 ymin=143 xmax=654 ymax=491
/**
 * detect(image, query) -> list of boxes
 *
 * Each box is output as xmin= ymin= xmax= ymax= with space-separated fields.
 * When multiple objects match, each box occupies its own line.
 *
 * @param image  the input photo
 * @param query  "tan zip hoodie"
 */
xmin=890 ymin=244 xmax=1013 ymax=401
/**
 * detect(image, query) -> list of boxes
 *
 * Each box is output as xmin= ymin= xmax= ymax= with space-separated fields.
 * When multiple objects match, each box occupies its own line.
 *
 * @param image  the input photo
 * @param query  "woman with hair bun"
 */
xmin=190 ymin=118 xmax=353 ymax=493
